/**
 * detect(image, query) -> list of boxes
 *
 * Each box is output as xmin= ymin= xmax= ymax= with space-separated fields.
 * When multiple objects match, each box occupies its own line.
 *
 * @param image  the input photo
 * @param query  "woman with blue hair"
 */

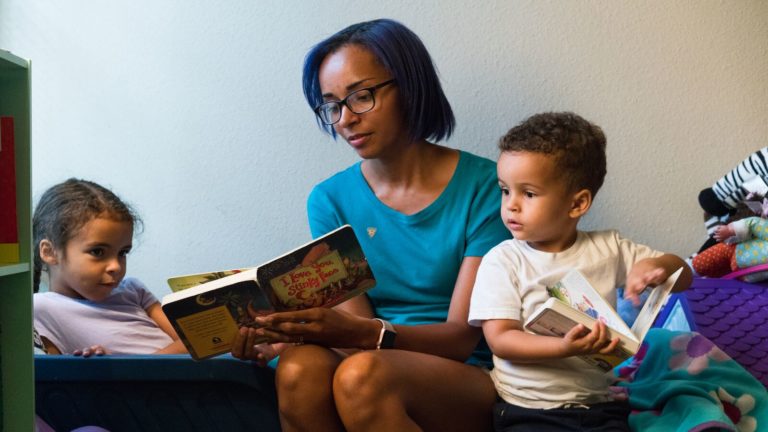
xmin=233 ymin=18 xmax=510 ymax=431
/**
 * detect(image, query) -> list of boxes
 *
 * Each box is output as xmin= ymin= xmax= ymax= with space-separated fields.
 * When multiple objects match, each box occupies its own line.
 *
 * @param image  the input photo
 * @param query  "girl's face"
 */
xmin=46 ymin=216 xmax=133 ymax=301
xmin=318 ymin=44 xmax=409 ymax=159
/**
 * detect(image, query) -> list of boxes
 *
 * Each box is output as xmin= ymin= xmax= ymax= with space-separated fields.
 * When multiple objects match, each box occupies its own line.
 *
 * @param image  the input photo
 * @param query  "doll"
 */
xmin=692 ymin=199 xmax=768 ymax=282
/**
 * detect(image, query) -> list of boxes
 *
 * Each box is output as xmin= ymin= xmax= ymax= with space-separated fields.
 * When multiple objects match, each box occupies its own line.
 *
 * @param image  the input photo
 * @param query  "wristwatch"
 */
xmin=373 ymin=318 xmax=397 ymax=350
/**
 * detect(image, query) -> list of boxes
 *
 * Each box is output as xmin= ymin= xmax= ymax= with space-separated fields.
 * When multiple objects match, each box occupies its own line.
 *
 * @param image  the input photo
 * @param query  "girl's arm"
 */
xmin=43 ymin=335 xmax=110 ymax=357
xmin=146 ymin=302 xmax=188 ymax=354
xmin=41 ymin=336 xmax=62 ymax=355
xmin=481 ymin=318 xmax=619 ymax=363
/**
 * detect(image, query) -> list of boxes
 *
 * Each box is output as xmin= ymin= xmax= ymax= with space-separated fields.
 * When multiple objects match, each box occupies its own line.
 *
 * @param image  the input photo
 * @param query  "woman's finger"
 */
xmin=231 ymin=328 xmax=248 ymax=359
xmin=254 ymin=326 xmax=298 ymax=344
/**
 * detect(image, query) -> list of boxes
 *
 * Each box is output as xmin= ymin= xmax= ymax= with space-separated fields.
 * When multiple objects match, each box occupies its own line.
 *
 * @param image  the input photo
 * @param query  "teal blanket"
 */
xmin=612 ymin=329 xmax=768 ymax=431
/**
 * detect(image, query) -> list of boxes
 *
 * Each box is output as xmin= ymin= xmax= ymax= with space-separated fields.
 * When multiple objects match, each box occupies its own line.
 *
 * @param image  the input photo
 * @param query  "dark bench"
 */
xmin=35 ymin=354 xmax=281 ymax=432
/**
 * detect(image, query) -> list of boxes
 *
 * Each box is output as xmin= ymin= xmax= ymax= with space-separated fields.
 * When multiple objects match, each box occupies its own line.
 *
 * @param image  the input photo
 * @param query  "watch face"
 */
xmin=380 ymin=330 xmax=397 ymax=349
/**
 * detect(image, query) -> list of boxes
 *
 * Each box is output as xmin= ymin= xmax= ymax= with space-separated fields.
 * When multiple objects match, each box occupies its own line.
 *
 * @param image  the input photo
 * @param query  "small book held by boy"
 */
xmin=524 ymin=267 xmax=683 ymax=371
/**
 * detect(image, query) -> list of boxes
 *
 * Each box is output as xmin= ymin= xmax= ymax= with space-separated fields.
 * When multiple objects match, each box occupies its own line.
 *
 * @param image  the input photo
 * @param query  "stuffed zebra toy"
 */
xmin=698 ymin=147 xmax=768 ymax=217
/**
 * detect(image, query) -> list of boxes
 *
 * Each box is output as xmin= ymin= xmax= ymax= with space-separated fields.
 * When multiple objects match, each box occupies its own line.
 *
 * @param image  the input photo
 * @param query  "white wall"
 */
xmin=1 ymin=1 xmax=766 ymax=298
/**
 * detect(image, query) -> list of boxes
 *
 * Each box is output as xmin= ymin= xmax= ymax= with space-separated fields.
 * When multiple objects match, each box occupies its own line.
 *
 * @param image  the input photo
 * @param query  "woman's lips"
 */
xmin=347 ymin=133 xmax=369 ymax=147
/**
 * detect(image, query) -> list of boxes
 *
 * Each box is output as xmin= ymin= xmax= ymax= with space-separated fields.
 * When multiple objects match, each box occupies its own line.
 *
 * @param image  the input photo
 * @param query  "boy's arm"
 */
xmin=481 ymin=318 xmax=619 ymax=363
xmin=624 ymin=254 xmax=693 ymax=304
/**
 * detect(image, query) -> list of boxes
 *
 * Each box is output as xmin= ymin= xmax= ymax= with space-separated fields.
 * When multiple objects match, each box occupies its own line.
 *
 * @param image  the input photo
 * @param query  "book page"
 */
xmin=167 ymin=268 xmax=252 ymax=292
xmin=547 ymin=270 xmax=634 ymax=339
xmin=630 ymin=267 xmax=683 ymax=340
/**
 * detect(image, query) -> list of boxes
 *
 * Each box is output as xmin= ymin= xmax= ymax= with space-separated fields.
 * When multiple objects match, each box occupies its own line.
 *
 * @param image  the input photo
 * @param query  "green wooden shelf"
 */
xmin=0 ymin=48 xmax=34 ymax=432
xmin=0 ymin=262 xmax=30 ymax=277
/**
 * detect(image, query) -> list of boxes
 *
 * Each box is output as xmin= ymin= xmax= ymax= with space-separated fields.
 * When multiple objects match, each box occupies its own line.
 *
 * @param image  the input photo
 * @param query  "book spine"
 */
xmin=0 ymin=116 xmax=19 ymax=264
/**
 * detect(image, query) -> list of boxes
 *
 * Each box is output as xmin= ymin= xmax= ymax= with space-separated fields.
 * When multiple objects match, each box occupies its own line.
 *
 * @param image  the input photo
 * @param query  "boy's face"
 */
xmin=497 ymin=151 xmax=588 ymax=252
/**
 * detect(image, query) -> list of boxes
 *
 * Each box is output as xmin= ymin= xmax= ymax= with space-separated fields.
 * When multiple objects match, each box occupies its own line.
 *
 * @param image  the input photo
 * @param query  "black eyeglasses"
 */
xmin=314 ymin=79 xmax=396 ymax=125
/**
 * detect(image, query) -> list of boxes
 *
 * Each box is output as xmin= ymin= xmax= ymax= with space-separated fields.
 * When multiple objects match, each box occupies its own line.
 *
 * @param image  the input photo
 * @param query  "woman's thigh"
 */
xmin=336 ymin=350 xmax=497 ymax=432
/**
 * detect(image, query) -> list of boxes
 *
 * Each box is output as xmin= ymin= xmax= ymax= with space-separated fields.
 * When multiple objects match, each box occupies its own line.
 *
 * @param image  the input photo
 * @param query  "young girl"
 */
xmin=33 ymin=178 xmax=185 ymax=356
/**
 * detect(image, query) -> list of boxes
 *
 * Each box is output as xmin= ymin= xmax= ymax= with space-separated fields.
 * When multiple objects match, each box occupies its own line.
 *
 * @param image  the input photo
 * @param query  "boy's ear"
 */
xmin=39 ymin=239 xmax=59 ymax=265
xmin=569 ymin=189 xmax=593 ymax=218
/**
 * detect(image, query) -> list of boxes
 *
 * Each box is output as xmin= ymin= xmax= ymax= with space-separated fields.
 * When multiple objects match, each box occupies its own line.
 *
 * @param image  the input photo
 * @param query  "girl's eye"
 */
xmin=499 ymin=185 xmax=509 ymax=195
xmin=524 ymin=191 xmax=536 ymax=198
xmin=89 ymin=248 xmax=104 ymax=257
xmin=119 ymin=249 xmax=131 ymax=258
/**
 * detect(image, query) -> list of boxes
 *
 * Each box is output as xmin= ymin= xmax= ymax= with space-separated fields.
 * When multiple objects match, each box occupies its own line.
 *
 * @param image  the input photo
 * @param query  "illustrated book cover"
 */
xmin=161 ymin=225 xmax=376 ymax=360
xmin=524 ymin=267 xmax=683 ymax=371
xmin=0 ymin=116 xmax=18 ymax=264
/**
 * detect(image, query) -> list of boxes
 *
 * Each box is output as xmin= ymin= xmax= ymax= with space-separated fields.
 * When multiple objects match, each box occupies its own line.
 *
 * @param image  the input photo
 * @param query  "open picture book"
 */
xmin=161 ymin=225 xmax=376 ymax=360
xmin=524 ymin=267 xmax=684 ymax=371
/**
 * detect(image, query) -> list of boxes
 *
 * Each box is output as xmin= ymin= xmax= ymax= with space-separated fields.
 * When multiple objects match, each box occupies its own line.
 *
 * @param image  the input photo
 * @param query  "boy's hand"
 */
xmin=561 ymin=321 xmax=619 ymax=357
xmin=625 ymin=263 xmax=667 ymax=306
xmin=73 ymin=345 xmax=109 ymax=357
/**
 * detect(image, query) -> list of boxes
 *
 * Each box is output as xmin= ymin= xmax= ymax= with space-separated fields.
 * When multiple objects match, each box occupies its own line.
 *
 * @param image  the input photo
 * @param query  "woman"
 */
xmin=232 ymin=18 xmax=510 ymax=431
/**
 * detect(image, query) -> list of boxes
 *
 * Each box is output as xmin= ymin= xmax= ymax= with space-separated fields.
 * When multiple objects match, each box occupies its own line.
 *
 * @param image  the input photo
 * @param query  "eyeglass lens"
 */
xmin=317 ymin=89 xmax=375 ymax=125
xmin=315 ymin=79 xmax=395 ymax=125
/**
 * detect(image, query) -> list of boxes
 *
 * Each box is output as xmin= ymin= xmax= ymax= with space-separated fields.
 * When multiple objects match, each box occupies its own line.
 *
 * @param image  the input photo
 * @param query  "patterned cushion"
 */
xmin=683 ymin=278 xmax=768 ymax=387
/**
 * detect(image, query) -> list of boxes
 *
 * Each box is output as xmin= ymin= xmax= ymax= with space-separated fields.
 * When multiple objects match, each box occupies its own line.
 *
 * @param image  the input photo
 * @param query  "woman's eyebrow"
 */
xmin=321 ymin=78 xmax=375 ymax=98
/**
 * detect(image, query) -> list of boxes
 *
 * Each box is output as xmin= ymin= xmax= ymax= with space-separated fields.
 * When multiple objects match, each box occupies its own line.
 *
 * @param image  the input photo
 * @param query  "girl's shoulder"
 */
xmin=110 ymin=277 xmax=160 ymax=308
xmin=117 ymin=277 xmax=149 ymax=291
xmin=113 ymin=277 xmax=154 ymax=299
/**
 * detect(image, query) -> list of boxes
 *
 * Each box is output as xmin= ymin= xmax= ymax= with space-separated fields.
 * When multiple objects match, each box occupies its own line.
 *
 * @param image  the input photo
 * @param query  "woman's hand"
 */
xmin=73 ymin=345 xmax=109 ymax=357
xmin=231 ymin=326 xmax=287 ymax=366
xmin=251 ymin=307 xmax=380 ymax=349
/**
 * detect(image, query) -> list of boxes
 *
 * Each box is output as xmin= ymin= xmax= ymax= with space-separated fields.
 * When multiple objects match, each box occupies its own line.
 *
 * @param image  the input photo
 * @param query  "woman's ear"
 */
xmin=569 ymin=189 xmax=593 ymax=219
xmin=39 ymin=239 xmax=59 ymax=265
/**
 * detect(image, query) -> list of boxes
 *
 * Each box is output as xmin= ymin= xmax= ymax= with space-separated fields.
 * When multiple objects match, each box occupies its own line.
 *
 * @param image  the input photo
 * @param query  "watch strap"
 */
xmin=373 ymin=318 xmax=397 ymax=350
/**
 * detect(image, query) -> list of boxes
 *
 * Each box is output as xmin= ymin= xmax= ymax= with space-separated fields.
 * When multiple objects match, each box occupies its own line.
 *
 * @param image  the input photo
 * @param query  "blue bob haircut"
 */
xmin=302 ymin=18 xmax=455 ymax=142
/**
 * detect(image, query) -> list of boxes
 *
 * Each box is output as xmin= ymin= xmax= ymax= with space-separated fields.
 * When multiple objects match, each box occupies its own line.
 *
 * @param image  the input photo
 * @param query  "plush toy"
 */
xmin=692 ymin=209 xmax=768 ymax=282
xmin=698 ymin=147 xmax=768 ymax=217
xmin=696 ymin=148 xmax=768 ymax=254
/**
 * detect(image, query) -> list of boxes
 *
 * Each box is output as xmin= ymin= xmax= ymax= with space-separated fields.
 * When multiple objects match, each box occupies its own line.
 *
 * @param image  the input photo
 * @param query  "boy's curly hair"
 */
xmin=499 ymin=112 xmax=607 ymax=197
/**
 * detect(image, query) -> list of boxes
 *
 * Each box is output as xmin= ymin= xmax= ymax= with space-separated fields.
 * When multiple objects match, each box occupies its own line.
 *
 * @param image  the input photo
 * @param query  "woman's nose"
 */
xmin=336 ymin=105 xmax=360 ymax=128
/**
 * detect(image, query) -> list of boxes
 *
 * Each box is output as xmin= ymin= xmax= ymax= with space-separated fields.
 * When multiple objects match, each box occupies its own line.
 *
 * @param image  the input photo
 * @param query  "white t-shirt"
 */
xmin=468 ymin=230 xmax=661 ymax=409
xmin=34 ymin=277 xmax=173 ymax=354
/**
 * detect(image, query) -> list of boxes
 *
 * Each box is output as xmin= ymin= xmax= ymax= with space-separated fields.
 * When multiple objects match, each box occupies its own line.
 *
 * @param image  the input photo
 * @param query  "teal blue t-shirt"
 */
xmin=307 ymin=150 xmax=511 ymax=365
